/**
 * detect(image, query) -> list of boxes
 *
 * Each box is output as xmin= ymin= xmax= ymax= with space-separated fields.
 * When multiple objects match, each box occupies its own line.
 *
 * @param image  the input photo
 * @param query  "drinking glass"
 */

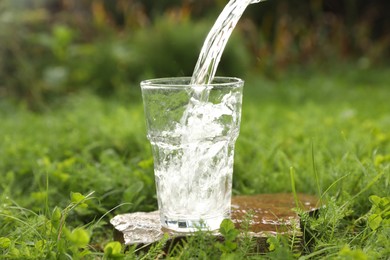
xmin=140 ymin=77 xmax=243 ymax=232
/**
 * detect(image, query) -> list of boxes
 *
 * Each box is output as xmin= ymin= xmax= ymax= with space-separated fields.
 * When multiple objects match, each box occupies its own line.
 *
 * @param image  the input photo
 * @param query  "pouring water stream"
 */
xmin=181 ymin=0 xmax=263 ymax=125
xmin=145 ymin=0 xmax=264 ymax=231
xmin=191 ymin=0 xmax=263 ymax=98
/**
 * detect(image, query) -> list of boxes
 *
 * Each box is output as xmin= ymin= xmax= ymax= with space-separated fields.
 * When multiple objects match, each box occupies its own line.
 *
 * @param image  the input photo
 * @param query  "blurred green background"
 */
xmin=0 ymin=0 xmax=388 ymax=108
xmin=1 ymin=2 xmax=389 ymax=257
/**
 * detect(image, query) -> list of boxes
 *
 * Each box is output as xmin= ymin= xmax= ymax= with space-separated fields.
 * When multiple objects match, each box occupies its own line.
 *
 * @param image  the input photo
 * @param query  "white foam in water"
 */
xmin=153 ymin=92 xmax=241 ymax=231
xmin=152 ymin=0 xmax=262 ymax=231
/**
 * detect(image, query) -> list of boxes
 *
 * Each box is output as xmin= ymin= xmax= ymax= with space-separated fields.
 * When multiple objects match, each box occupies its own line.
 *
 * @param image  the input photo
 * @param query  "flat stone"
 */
xmin=110 ymin=193 xmax=319 ymax=249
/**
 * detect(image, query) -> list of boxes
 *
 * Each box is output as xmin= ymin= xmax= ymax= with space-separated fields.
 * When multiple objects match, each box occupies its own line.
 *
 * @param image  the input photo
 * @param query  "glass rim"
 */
xmin=140 ymin=76 xmax=244 ymax=89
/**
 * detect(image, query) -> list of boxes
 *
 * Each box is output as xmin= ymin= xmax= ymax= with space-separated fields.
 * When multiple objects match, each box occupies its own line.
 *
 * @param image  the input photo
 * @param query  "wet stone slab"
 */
xmin=110 ymin=193 xmax=320 ymax=251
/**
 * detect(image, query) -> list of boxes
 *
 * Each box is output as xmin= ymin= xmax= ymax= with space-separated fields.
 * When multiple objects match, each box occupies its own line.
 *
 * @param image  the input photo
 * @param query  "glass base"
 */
xmin=161 ymin=214 xmax=228 ymax=233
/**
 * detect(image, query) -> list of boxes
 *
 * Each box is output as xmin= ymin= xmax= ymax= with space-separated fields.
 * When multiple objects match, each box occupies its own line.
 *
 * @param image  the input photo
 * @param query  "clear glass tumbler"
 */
xmin=140 ymin=77 xmax=243 ymax=232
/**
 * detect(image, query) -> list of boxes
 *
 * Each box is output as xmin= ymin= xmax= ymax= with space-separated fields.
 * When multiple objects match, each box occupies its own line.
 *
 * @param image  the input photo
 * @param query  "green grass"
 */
xmin=0 ymin=65 xmax=389 ymax=259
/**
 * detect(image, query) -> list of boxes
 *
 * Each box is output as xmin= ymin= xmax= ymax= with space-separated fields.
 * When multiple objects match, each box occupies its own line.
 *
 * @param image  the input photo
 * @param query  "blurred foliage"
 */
xmin=0 ymin=0 xmax=388 ymax=108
